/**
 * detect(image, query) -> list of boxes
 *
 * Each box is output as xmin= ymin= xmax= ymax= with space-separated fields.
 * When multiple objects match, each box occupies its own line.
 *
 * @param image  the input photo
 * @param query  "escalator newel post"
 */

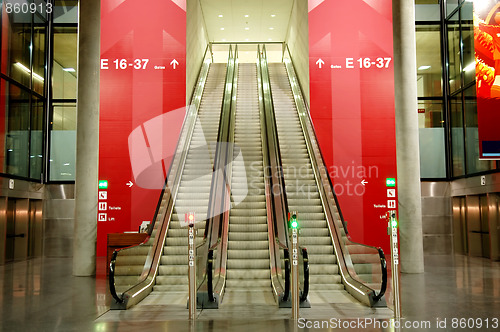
xmin=186 ymin=212 xmax=196 ymax=320
xmin=289 ymin=211 xmax=300 ymax=319
xmin=387 ymin=210 xmax=401 ymax=320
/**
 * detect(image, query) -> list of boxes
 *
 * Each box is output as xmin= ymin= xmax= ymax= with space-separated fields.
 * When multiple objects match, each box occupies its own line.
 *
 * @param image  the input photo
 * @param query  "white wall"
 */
xmin=186 ymin=0 xmax=210 ymax=104
xmin=285 ymin=0 xmax=309 ymax=105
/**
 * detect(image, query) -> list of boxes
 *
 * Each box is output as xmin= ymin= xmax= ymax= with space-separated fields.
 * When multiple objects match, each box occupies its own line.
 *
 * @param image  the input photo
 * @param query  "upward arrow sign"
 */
xmin=170 ymin=59 xmax=179 ymax=69
xmin=316 ymin=58 xmax=325 ymax=69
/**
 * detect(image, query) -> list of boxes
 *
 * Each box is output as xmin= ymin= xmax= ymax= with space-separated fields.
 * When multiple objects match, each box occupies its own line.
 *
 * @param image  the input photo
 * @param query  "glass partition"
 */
xmin=418 ymin=100 xmax=446 ymax=178
xmin=450 ymin=94 xmax=465 ymax=177
xmin=49 ymin=103 xmax=76 ymax=181
xmin=0 ymin=1 xmax=48 ymax=181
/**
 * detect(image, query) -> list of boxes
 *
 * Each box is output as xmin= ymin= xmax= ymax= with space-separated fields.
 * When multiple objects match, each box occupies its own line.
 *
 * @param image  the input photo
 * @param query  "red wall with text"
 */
xmin=98 ymin=0 xmax=186 ymax=256
xmin=97 ymin=0 xmax=397 ymax=257
xmin=309 ymin=0 xmax=397 ymax=255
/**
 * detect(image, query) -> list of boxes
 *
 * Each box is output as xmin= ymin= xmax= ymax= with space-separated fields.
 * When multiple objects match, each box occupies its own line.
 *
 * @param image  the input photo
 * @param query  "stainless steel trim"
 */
xmin=257 ymin=45 xmax=286 ymax=303
xmin=211 ymin=45 xmax=238 ymax=301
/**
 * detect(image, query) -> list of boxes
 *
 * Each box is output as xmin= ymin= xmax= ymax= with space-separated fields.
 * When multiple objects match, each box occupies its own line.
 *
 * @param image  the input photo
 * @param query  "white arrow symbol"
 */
xmin=126 ymin=181 xmax=133 ymax=188
xmin=361 ymin=179 xmax=368 ymax=186
xmin=170 ymin=59 xmax=179 ymax=69
xmin=316 ymin=58 xmax=325 ymax=69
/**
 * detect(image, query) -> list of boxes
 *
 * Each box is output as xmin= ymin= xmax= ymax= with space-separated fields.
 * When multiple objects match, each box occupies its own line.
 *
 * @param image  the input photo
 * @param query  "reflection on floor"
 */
xmin=1 ymin=255 xmax=499 ymax=331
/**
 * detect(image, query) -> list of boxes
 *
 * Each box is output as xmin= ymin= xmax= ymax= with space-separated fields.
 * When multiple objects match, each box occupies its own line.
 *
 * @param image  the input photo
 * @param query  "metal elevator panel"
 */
xmin=0 ymin=198 xmax=7 ymax=264
xmin=5 ymin=199 xmax=16 ymax=262
xmin=29 ymin=200 xmax=43 ymax=258
xmin=466 ymin=195 xmax=482 ymax=257
xmin=452 ymin=196 xmax=467 ymax=255
xmin=488 ymin=193 xmax=499 ymax=261
xmin=14 ymin=199 xmax=29 ymax=261
xmin=480 ymin=195 xmax=491 ymax=258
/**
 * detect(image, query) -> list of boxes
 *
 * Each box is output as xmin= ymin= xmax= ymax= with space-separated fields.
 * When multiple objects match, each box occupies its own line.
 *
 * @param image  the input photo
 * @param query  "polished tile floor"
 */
xmin=0 ymin=254 xmax=499 ymax=331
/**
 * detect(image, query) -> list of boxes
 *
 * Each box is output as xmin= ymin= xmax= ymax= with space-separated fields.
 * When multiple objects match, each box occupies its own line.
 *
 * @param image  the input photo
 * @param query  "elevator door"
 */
xmin=5 ymin=199 xmax=16 ymax=262
xmin=4 ymin=199 xmax=30 ymax=262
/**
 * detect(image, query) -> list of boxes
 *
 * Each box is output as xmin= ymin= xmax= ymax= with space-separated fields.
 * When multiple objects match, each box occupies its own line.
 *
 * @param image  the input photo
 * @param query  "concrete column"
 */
xmin=393 ymin=0 xmax=424 ymax=273
xmin=73 ymin=0 xmax=100 ymax=276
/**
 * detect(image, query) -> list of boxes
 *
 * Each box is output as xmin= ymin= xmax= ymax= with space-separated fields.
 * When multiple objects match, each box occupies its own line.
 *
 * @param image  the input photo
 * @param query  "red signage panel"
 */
xmin=474 ymin=1 xmax=500 ymax=159
xmin=98 ymin=0 xmax=186 ymax=256
xmin=309 ymin=0 xmax=397 ymax=254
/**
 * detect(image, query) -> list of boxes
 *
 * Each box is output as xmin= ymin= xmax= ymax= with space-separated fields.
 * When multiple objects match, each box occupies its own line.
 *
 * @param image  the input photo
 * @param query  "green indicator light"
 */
xmin=386 ymin=178 xmax=396 ymax=187
xmin=391 ymin=219 xmax=398 ymax=228
xmin=98 ymin=180 xmax=108 ymax=189
xmin=291 ymin=220 xmax=298 ymax=229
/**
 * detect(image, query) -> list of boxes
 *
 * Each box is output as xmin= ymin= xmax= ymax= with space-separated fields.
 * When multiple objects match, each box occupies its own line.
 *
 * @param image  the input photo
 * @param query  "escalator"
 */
xmin=109 ymin=44 xmax=385 ymax=312
xmin=109 ymin=48 xmax=232 ymax=309
xmin=203 ymin=47 xmax=307 ymax=310
xmin=223 ymin=63 xmax=273 ymax=303
xmin=153 ymin=63 xmax=227 ymax=294
xmin=264 ymin=46 xmax=386 ymax=307
xmin=268 ymin=63 xmax=342 ymax=291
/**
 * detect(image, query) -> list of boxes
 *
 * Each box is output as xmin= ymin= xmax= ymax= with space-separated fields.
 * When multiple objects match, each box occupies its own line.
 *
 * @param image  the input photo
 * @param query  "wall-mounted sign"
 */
xmin=473 ymin=1 xmax=500 ymax=159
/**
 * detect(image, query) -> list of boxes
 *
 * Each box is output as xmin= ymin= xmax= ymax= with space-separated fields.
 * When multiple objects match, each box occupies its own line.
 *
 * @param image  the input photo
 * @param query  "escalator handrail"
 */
xmin=204 ymin=44 xmax=239 ymax=302
xmin=261 ymin=45 xmax=290 ymax=249
xmin=108 ymin=45 xmax=212 ymax=308
xmin=148 ymin=44 xmax=212 ymax=236
xmin=206 ymin=44 xmax=235 ymax=248
xmin=257 ymin=44 xmax=288 ymax=304
xmin=109 ymin=250 xmax=123 ymax=304
xmin=281 ymin=45 xmax=386 ymax=305
xmin=259 ymin=45 xmax=292 ymax=303
xmin=374 ymin=248 xmax=387 ymax=301
xmin=283 ymin=247 xmax=290 ymax=302
xmin=300 ymin=247 xmax=309 ymax=303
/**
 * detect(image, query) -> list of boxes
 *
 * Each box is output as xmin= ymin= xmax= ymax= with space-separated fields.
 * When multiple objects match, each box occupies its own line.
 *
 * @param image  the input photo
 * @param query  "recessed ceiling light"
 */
xmin=63 ymin=68 xmax=76 ymax=72
xmin=218 ymin=14 xmax=223 ymax=18
xmin=268 ymin=38 xmax=272 ymax=41
xmin=269 ymin=27 xmax=274 ymax=30
xmin=245 ymin=27 xmax=249 ymax=30
xmin=220 ymin=27 xmax=224 ymax=30
xmin=244 ymin=14 xmax=249 ymax=17
xmin=222 ymin=38 xmax=226 ymax=41
xmin=245 ymin=38 xmax=249 ymax=41
xmin=271 ymin=14 xmax=276 ymax=17
xmin=418 ymin=65 xmax=431 ymax=70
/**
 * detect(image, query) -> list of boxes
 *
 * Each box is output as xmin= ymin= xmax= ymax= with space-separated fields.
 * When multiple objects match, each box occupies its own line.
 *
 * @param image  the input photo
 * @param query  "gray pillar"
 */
xmin=73 ymin=0 xmax=100 ymax=276
xmin=393 ymin=0 xmax=424 ymax=273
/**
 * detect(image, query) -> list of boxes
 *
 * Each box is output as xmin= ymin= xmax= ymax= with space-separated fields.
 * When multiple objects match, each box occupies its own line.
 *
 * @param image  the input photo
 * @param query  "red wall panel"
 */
xmin=98 ymin=0 xmax=186 ymax=256
xmin=309 ymin=0 xmax=397 ymax=255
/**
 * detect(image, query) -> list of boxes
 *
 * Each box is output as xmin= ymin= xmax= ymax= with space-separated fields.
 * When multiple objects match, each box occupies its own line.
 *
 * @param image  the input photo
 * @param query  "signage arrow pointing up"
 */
xmin=316 ymin=58 xmax=325 ymax=68
xmin=170 ymin=59 xmax=179 ymax=69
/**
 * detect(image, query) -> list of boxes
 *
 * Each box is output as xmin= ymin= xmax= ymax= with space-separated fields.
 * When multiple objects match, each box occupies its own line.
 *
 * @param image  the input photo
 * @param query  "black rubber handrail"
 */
xmin=300 ymin=247 xmax=309 ymax=303
xmin=204 ymin=45 xmax=234 ymax=245
xmin=204 ymin=44 xmax=238 ymax=302
xmin=206 ymin=249 xmax=214 ymax=303
xmin=374 ymin=248 xmax=387 ymax=301
xmin=108 ymin=250 xmax=123 ymax=304
xmin=259 ymin=45 xmax=291 ymax=303
xmin=283 ymin=248 xmax=290 ymax=302
xmin=261 ymin=45 xmax=290 ymax=246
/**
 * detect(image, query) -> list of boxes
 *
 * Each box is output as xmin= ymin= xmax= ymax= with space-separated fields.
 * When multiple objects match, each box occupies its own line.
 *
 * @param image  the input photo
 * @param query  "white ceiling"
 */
xmin=200 ymin=0 xmax=294 ymax=42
